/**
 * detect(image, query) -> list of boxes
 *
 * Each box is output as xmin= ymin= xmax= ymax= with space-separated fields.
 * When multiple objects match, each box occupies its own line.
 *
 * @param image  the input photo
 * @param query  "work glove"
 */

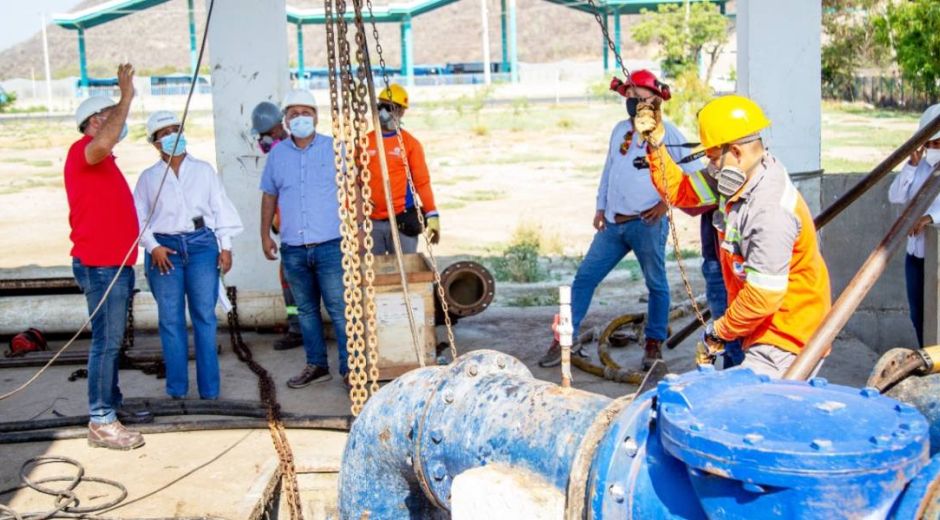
xmin=633 ymin=99 xmax=665 ymax=148
xmin=426 ymin=215 xmax=441 ymax=245
xmin=698 ymin=322 xmax=726 ymax=365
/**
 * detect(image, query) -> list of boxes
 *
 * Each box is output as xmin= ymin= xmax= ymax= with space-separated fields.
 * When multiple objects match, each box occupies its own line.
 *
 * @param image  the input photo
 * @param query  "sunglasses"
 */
xmin=378 ymin=103 xmax=395 ymax=112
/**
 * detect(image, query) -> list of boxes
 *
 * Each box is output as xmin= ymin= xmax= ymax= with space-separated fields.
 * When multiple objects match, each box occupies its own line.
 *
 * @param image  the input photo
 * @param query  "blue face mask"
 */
xmin=160 ymin=132 xmax=187 ymax=156
xmin=118 ymin=123 xmax=128 ymax=142
xmin=289 ymin=116 xmax=315 ymax=139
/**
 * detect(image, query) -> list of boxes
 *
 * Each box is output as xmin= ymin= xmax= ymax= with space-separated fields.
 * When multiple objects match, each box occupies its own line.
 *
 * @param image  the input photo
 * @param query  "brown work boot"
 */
xmin=287 ymin=364 xmax=332 ymax=389
xmin=642 ymin=338 xmax=663 ymax=370
xmin=88 ymin=421 xmax=145 ymax=450
xmin=538 ymin=339 xmax=562 ymax=368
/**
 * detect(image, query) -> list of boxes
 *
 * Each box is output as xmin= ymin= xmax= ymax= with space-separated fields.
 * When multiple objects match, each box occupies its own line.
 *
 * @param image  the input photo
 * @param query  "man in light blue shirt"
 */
xmin=260 ymin=89 xmax=349 ymax=390
xmin=539 ymin=70 xmax=699 ymax=370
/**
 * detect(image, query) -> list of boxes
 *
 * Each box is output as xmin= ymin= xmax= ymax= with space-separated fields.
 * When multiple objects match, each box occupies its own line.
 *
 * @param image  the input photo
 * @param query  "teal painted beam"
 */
xmin=602 ymin=11 xmax=609 ymax=72
xmin=401 ymin=16 xmax=414 ymax=86
xmin=77 ymin=28 xmax=88 ymax=93
xmin=500 ymin=0 xmax=508 ymax=73
xmin=296 ymin=23 xmax=306 ymax=84
xmin=509 ymin=0 xmax=518 ymax=82
xmin=613 ymin=8 xmax=621 ymax=66
xmin=187 ymin=0 xmax=197 ymax=74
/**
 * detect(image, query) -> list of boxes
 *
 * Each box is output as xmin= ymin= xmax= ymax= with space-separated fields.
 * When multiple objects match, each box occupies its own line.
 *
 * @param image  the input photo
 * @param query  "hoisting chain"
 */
xmin=581 ymin=1 xmax=708 ymax=336
xmin=327 ymin=0 xmax=370 ymax=416
xmin=226 ymin=287 xmax=303 ymax=519
xmin=364 ymin=0 xmax=459 ymax=361
xmin=350 ymin=12 xmax=382 ymax=396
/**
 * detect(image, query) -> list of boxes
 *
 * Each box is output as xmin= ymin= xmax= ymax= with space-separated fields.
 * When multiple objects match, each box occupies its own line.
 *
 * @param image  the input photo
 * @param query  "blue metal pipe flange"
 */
xmin=587 ymin=385 xmax=706 ymax=519
xmin=657 ymin=366 xmax=930 ymax=519
xmin=414 ymin=350 xmax=610 ymax=511
xmin=890 ymin=452 xmax=940 ymax=519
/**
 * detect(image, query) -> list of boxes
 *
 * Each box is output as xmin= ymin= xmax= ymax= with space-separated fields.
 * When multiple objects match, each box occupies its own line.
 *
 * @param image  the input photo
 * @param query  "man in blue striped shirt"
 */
xmin=260 ymin=89 xmax=349 ymax=390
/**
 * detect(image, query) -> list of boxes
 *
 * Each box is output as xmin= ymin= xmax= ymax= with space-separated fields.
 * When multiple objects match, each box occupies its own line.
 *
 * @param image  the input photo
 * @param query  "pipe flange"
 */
xmin=412 ymin=350 xmax=530 ymax=510
xmin=440 ymin=261 xmax=496 ymax=318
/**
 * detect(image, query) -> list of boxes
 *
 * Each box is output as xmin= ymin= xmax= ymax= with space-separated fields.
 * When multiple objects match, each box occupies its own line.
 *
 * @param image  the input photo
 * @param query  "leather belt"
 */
xmin=613 ymin=213 xmax=641 ymax=224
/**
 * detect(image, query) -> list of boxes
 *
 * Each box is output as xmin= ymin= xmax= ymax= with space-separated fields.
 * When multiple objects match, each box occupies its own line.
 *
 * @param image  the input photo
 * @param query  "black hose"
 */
xmin=0 ymin=416 xmax=352 ymax=445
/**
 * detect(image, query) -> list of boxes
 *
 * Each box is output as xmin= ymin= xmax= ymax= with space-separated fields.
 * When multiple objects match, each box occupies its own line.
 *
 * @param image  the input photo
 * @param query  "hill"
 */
xmin=0 ymin=0 xmax=657 ymax=80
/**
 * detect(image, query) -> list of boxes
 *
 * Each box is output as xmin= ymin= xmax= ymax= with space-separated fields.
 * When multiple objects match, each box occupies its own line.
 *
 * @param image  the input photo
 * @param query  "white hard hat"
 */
xmin=282 ymin=89 xmax=317 ymax=111
xmin=75 ymin=96 xmax=116 ymax=132
xmin=146 ymin=111 xmax=181 ymax=142
xmin=919 ymin=104 xmax=940 ymax=142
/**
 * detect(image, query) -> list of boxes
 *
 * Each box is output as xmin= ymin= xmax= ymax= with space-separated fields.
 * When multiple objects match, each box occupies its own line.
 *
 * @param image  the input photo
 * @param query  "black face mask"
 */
xmin=626 ymin=97 xmax=640 ymax=118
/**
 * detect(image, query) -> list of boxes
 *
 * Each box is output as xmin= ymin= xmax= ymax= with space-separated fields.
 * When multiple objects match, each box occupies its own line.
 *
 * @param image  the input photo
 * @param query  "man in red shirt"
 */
xmin=65 ymin=63 xmax=145 ymax=450
xmin=365 ymin=84 xmax=440 ymax=254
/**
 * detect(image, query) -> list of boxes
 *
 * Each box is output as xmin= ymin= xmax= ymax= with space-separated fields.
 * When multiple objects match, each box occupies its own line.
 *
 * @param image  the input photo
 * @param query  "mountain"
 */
xmin=0 ymin=0 xmax=656 ymax=80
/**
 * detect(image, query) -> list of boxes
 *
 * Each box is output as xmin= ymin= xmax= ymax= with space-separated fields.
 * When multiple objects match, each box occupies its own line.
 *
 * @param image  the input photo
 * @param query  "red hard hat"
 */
xmin=628 ymin=69 xmax=671 ymax=101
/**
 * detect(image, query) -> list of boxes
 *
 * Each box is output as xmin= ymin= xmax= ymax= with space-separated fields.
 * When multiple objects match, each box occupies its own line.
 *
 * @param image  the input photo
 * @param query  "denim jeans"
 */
xmin=280 ymin=239 xmax=349 ymax=375
xmin=145 ymin=228 xmax=220 ymax=399
xmin=72 ymin=258 xmax=134 ymax=424
xmin=906 ymin=254 xmax=925 ymax=348
xmin=701 ymin=212 xmax=744 ymax=367
xmin=572 ymin=217 xmax=670 ymax=341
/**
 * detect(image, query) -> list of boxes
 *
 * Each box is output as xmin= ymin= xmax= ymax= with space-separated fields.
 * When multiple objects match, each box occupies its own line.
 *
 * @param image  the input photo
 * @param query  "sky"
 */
xmin=0 ymin=0 xmax=83 ymax=51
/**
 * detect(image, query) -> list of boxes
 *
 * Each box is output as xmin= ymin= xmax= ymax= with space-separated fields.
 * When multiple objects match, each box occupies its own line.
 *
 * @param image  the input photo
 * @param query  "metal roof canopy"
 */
xmin=542 ymin=0 xmax=725 ymax=15
xmin=286 ymin=0 xmax=462 ymax=24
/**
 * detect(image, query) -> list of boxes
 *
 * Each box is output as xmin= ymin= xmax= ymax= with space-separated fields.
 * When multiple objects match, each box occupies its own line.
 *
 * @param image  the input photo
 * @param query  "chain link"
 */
xmin=583 ymin=0 xmax=629 ymax=79
xmin=364 ymin=0 xmax=459 ymax=361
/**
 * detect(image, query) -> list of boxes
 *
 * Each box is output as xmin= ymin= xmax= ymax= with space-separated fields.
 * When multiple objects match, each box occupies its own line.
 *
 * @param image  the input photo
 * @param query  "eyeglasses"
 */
xmin=378 ymin=103 xmax=395 ymax=112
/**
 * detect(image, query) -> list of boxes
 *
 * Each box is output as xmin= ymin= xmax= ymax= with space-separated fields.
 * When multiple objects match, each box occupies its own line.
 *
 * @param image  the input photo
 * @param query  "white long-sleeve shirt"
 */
xmin=134 ymin=154 xmax=243 ymax=253
xmin=888 ymin=160 xmax=940 ymax=258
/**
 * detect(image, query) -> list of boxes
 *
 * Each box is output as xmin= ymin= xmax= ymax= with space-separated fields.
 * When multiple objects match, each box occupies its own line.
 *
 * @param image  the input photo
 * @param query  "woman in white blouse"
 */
xmin=888 ymin=103 xmax=940 ymax=349
xmin=134 ymin=111 xmax=243 ymax=399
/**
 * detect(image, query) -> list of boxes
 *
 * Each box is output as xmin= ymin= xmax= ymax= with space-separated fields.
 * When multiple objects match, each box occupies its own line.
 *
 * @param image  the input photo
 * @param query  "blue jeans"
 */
xmin=701 ymin=212 xmax=744 ymax=367
xmin=145 ymin=228 xmax=220 ymax=399
xmin=72 ymin=258 xmax=134 ymax=424
xmin=572 ymin=217 xmax=670 ymax=341
xmin=906 ymin=254 xmax=925 ymax=348
xmin=280 ymin=239 xmax=349 ymax=375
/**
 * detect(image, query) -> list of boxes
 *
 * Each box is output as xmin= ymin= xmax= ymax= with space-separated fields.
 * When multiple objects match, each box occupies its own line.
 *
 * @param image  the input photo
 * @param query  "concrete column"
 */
xmin=207 ymin=0 xmax=289 ymax=292
xmin=77 ymin=28 xmax=88 ymax=94
xmin=188 ymin=0 xmax=198 ymax=75
xmin=400 ymin=16 xmax=414 ymax=86
xmin=737 ymin=0 xmax=822 ymax=213
xmin=296 ymin=23 xmax=305 ymax=87
xmin=925 ymin=225 xmax=940 ymax=345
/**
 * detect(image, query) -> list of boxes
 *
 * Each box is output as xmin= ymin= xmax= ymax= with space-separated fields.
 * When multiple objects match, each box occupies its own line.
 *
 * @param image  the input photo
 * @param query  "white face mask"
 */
xmin=925 ymin=149 xmax=940 ymax=167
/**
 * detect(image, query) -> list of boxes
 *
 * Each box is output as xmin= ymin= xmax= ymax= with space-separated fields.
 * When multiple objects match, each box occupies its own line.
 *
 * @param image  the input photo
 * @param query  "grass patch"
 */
xmin=667 ymin=248 xmax=700 ymax=261
xmin=1 ymin=157 xmax=27 ymax=163
xmin=822 ymin=156 xmax=876 ymax=174
xmin=27 ymin=160 xmax=53 ymax=168
xmin=506 ymin=290 xmax=560 ymax=308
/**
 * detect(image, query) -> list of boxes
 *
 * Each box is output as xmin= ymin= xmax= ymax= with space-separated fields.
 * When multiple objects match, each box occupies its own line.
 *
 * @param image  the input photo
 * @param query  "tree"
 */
xmin=874 ymin=0 xmax=940 ymax=100
xmin=821 ymin=0 xmax=890 ymax=99
xmin=631 ymin=1 xmax=729 ymax=82
xmin=0 ymin=89 xmax=16 ymax=113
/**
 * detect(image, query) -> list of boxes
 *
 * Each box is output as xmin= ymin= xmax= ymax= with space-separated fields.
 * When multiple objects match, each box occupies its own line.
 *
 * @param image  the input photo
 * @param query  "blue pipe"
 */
xmin=340 ymin=352 xmax=938 ymax=519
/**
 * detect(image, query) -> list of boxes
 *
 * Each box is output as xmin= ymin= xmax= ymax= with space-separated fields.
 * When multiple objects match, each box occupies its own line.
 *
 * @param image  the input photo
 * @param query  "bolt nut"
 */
xmin=810 ymin=439 xmax=832 ymax=451
xmin=467 ymin=365 xmax=479 ymax=377
xmin=860 ymin=387 xmax=880 ymax=398
xmin=623 ymin=437 xmax=638 ymax=457
xmin=809 ymin=377 xmax=828 ymax=388
xmin=697 ymin=364 xmax=716 ymax=373
xmin=430 ymin=429 xmax=443 ymax=444
xmin=443 ymin=390 xmax=455 ymax=404
xmin=743 ymin=433 xmax=764 ymax=445
xmin=608 ymin=484 xmax=626 ymax=503
xmin=432 ymin=463 xmax=447 ymax=482
xmin=496 ymin=356 xmax=507 ymax=369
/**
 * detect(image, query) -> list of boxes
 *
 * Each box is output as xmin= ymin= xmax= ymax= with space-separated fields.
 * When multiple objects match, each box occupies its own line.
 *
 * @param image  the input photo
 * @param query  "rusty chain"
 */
xmin=226 ymin=287 xmax=303 ymax=519
xmin=584 ymin=0 xmax=629 ymax=78
xmin=364 ymin=0 xmax=459 ymax=361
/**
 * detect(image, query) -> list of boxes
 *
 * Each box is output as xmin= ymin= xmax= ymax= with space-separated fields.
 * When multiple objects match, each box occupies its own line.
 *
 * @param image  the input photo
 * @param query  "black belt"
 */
xmin=613 ymin=213 xmax=641 ymax=224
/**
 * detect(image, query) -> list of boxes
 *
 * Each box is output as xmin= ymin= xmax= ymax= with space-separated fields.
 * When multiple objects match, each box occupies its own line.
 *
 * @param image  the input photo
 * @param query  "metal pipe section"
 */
xmin=339 ymin=351 xmax=937 ymax=519
xmin=785 ymin=163 xmax=940 ymax=380
xmin=437 ymin=261 xmax=495 ymax=319
xmin=665 ymin=113 xmax=940 ymax=348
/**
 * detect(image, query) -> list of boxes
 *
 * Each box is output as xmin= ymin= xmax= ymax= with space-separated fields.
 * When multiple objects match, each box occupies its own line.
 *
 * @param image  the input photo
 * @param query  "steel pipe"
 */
xmin=436 ymin=261 xmax=495 ymax=321
xmin=785 ymin=163 xmax=940 ymax=380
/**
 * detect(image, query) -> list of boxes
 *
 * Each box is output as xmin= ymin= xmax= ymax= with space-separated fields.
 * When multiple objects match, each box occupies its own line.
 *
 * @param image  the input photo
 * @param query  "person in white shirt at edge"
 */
xmin=889 ymin=103 xmax=940 ymax=349
xmin=134 ymin=111 xmax=243 ymax=400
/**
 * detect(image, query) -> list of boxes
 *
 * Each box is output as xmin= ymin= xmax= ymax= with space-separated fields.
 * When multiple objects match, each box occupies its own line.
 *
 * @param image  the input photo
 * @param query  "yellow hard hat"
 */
xmin=379 ymin=83 xmax=409 ymax=109
xmin=697 ymin=94 xmax=771 ymax=149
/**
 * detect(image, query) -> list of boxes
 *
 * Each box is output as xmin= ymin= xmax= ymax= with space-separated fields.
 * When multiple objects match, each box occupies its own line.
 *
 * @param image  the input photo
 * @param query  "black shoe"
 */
xmin=538 ymin=340 xmax=562 ymax=368
xmin=117 ymin=406 xmax=154 ymax=425
xmin=274 ymin=332 xmax=304 ymax=351
xmin=287 ymin=365 xmax=332 ymax=388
